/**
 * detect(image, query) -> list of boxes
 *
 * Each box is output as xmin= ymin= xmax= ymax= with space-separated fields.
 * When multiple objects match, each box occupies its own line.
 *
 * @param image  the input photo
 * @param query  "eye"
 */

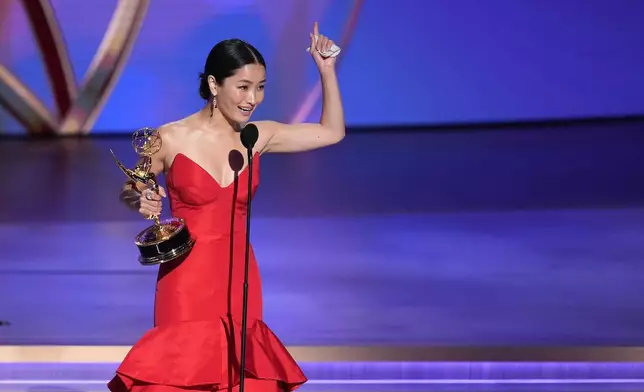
xmin=258 ymin=85 xmax=265 ymax=91
xmin=238 ymin=85 xmax=248 ymax=91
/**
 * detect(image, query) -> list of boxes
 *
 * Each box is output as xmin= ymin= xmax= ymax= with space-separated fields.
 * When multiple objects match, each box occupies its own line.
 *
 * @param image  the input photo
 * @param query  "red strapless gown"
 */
xmin=108 ymin=152 xmax=307 ymax=392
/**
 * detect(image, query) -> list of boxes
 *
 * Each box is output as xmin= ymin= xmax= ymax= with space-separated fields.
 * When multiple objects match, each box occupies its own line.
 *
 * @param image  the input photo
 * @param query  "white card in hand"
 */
xmin=306 ymin=35 xmax=341 ymax=58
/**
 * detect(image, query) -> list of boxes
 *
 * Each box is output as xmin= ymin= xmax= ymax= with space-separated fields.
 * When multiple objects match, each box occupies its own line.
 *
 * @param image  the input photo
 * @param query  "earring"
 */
xmin=210 ymin=96 xmax=217 ymax=117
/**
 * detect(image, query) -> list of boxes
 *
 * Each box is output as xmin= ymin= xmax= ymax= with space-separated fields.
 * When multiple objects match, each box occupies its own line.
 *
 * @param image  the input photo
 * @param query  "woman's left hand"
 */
xmin=309 ymin=21 xmax=337 ymax=73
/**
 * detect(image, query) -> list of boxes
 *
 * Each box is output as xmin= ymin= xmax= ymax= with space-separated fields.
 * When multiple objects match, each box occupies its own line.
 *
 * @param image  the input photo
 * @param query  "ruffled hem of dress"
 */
xmin=106 ymin=318 xmax=307 ymax=391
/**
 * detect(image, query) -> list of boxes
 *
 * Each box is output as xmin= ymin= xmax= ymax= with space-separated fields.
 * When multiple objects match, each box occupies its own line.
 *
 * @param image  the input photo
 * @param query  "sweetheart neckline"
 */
xmin=167 ymin=152 xmax=259 ymax=189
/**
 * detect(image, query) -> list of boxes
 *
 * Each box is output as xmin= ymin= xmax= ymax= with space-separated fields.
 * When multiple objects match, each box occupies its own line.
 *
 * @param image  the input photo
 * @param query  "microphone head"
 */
xmin=240 ymin=123 xmax=259 ymax=150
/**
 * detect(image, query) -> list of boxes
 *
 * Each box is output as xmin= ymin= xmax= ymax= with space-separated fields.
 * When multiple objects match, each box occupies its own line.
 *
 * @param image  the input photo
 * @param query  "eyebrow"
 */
xmin=238 ymin=79 xmax=266 ymax=84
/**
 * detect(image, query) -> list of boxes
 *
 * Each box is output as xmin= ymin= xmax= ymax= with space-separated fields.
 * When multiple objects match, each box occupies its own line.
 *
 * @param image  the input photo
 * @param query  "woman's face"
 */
xmin=209 ymin=63 xmax=266 ymax=124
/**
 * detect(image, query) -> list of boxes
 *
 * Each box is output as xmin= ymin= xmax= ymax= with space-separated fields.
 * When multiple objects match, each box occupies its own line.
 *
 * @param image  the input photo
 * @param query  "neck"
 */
xmin=198 ymin=101 xmax=242 ymax=133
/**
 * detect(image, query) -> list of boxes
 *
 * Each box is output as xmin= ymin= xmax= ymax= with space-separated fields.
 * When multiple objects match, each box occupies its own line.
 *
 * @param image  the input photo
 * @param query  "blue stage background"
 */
xmin=1 ymin=0 xmax=643 ymax=134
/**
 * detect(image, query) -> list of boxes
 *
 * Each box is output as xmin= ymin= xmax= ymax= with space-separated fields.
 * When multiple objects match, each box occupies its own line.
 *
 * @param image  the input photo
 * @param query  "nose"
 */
xmin=246 ymin=89 xmax=257 ymax=106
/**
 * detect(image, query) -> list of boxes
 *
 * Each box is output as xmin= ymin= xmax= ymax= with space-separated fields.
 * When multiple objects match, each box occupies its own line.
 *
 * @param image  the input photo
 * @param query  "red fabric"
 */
xmin=108 ymin=153 xmax=307 ymax=392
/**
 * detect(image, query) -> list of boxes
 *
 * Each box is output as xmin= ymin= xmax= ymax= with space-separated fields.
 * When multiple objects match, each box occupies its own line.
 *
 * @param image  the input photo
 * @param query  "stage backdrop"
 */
xmin=1 ymin=0 xmax=643 ymax=135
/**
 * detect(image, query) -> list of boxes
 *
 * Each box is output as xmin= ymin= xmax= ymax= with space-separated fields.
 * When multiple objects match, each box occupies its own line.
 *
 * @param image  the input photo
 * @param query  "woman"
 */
xmin=108 ymin=22 xmax=344 ymax=392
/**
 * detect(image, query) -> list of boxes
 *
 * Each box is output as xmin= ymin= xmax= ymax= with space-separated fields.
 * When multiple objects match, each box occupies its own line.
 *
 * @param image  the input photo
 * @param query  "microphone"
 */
xmin=238 ymin=122 xmax=258 ymax=392
xmin=240 ymin=123 xmax=259 ymax=150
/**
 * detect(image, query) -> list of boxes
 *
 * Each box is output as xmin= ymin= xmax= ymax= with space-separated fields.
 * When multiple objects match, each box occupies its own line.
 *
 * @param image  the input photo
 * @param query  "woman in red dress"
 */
xmin=108 ymin=22 xmax=344 ymax=392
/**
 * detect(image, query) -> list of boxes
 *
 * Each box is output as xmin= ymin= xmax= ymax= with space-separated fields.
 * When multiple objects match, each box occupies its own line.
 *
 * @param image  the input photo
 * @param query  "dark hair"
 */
xmin=198 ymin=39 xmax=266 ymax=100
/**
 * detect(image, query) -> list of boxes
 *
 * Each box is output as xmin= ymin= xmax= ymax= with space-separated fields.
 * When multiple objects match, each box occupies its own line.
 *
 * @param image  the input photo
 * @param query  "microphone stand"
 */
xmin=239 ymin=124 xmax=258 ymax=392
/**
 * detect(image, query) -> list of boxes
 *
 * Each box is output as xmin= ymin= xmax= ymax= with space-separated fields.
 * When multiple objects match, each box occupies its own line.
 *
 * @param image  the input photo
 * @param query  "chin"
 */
xmin=221 ymin=111 xmax=252 ymax=126
xmin=234 ymin=113 xmax=254 ymax=123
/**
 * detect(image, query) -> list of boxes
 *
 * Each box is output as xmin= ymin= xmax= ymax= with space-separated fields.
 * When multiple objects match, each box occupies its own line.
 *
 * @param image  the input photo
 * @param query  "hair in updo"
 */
xmin=198 ymin=39 xmax=266 ymax=100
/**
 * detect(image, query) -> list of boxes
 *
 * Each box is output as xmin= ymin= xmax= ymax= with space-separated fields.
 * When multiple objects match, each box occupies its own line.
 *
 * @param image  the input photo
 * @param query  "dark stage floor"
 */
xmin=2 ymin=120 xmax=644 ymax=390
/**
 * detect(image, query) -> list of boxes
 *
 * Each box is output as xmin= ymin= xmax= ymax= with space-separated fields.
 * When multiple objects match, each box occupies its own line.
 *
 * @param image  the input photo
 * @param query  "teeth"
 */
xmin=239 ymin=107 xmax=251 ymax=112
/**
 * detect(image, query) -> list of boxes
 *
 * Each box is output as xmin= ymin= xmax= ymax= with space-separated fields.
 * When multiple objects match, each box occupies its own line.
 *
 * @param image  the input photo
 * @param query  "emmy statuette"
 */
xmin=110 ymin=127 xmax=195 ymax=265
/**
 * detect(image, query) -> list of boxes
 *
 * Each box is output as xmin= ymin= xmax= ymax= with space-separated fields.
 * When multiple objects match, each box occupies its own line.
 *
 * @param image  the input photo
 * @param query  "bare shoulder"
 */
xmin=156 ymin=120 xmax=186 ymax=143
xmin=253 ymin=120 xmax=280 ymax=131
xmin=252 ymin=120 xmax=280 ymax=152
xmin=252 ymin=120 xmax=278 ymax=136
xmin=155 ymin=117 xmax=196 ymax=151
